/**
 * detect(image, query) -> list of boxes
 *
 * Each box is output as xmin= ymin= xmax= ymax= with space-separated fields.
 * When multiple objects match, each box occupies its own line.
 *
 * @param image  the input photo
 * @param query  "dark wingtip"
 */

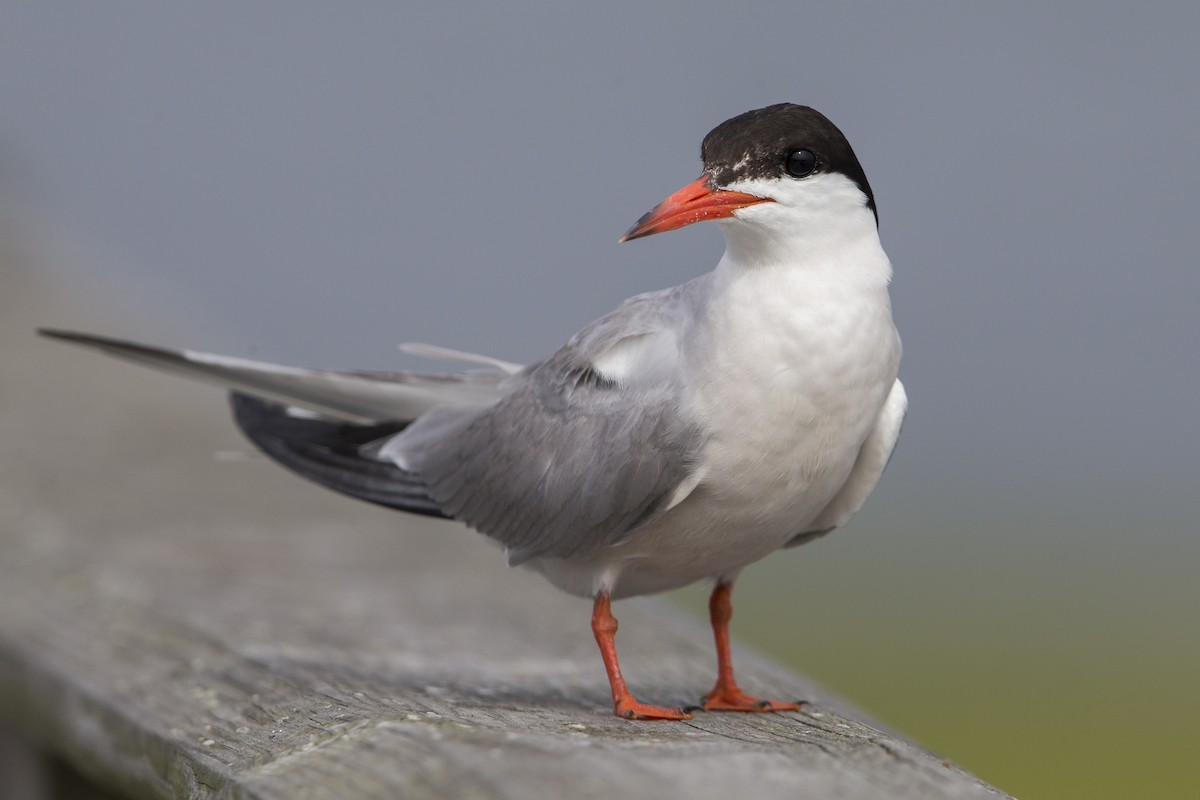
xmin=229 ymin=392 xmax=445 ymax=518
xmin=35 ymin=328 xmax=164 ymax=358
xmin=37 ymin=328 xmax=120 ymax=347
xmin=36 ymin=327 xmax=80 ymax=341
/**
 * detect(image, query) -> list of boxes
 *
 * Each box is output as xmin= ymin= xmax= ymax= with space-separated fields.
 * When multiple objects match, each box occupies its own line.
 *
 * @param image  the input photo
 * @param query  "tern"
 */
xmin=41 ymin=103 xmax=905 ymax=721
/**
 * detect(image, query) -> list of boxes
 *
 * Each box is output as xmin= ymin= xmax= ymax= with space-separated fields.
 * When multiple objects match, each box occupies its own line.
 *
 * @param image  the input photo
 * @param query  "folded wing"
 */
xmin=40 ymin=291 xmax=705 ymax=565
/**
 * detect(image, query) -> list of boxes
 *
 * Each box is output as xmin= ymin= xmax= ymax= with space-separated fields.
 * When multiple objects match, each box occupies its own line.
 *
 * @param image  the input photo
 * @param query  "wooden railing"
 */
xmin=0 ymin=255 xmax=1009 ymax=799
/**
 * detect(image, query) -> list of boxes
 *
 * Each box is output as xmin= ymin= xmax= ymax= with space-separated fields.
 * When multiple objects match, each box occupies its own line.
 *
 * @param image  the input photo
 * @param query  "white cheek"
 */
xmin=725 ymin=173 xmax=870 ymax=221
xmin=727 ymin=200 xmax=793 ymax=230
xmin=713 ymin=172 xmax=885 ymax=273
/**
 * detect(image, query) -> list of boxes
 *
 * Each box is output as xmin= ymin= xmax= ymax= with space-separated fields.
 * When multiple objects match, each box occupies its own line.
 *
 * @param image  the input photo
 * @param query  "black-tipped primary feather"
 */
xmin=229 ymin=393 xmax=450 ymax=518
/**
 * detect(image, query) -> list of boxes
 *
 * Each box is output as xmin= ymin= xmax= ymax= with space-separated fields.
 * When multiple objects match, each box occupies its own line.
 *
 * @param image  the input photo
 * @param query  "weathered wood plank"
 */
xmin=0 ymin=240 xmax=1009 ymax=799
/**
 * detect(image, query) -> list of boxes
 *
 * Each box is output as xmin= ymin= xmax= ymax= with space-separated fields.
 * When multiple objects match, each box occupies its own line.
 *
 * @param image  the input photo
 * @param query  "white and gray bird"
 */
xmin=41 ymin=103 xmax=905 ymax=721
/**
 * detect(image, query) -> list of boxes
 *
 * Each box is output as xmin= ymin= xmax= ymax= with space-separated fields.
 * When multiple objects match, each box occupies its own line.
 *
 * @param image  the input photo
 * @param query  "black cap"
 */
xmin=700 ymin=104 xmax=876 ymax=223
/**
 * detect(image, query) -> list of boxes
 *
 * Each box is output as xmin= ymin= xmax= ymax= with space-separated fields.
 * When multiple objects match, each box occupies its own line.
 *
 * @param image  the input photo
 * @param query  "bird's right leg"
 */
xmin=591 ymin=590 xmax=693 ymax=721
xmin=701 ymin=580 xmax=801 ymax=712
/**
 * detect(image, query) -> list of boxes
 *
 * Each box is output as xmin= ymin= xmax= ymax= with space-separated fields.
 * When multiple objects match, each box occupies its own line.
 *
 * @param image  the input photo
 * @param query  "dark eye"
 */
xmin=785 ymin=149 xmax=817 ymax=178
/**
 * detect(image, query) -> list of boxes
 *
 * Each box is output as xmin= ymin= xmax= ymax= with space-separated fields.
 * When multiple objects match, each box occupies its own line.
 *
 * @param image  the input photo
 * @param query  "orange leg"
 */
xmin=592 ymin=590 xmax=693 ymax=721
xmin=702 ymin=581 xmax=802 ymax=713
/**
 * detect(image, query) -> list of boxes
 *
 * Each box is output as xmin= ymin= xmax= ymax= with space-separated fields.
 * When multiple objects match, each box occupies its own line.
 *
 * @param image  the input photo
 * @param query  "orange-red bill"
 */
xmin=620 ymin=176 xmax=772 ymax=242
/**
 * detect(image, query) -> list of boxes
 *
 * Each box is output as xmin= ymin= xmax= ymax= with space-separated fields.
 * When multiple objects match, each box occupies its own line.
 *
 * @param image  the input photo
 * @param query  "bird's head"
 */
xmin=621 ymin=104 xmax=877 ymax=262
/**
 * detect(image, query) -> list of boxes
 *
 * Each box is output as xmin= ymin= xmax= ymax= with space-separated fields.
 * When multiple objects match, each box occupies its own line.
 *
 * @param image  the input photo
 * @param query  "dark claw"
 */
xmin=682 ymin=704 xmax=704 ymax=714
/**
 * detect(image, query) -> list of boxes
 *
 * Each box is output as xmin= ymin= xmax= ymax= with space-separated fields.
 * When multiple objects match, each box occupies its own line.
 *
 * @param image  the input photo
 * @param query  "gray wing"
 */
xmin=378 ymin=284 xmax=706 ymax=565
xmin=41 ymin=284 xmax=707 ymax=564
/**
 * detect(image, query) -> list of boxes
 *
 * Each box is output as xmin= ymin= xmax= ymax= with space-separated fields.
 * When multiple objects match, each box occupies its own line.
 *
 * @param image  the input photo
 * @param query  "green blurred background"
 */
xmin=4 ymin=3 xmax=1197 ymax=798
xmin=672 ymin=490 xmax=1199 ymax=798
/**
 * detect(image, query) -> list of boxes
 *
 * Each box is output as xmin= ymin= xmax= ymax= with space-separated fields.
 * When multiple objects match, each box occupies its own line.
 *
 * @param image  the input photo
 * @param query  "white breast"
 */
xmin=531 ymin=243 xmax=900 ymax=600
xmin=684 ymin=251 xmax=901 ymax=535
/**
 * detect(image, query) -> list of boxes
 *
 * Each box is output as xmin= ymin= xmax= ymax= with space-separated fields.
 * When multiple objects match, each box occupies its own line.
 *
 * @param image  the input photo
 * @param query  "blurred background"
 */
xmin=2 ymin=3 xmax=1197 ymax=797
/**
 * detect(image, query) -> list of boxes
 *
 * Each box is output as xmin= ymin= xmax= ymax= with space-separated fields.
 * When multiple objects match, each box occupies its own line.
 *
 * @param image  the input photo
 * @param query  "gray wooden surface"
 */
xmin=0 ymin=235 xmax=1010 ymax=799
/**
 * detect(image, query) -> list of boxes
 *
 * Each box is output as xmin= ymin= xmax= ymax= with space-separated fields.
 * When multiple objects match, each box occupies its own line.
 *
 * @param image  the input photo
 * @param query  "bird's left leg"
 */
xmin=701 ymin=580 xmax=802 ymax=713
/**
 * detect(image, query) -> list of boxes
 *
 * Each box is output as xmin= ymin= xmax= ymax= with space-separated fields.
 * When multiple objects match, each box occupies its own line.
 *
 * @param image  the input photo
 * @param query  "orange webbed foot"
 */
xmin=613 ymin=697 xmax=696 ymax=721
xmin=702 ymin=687 xmax=802 ymax=713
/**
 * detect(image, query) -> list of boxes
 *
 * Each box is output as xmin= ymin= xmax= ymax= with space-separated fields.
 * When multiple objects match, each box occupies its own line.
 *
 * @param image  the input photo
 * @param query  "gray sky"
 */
xmin=3 ymin=2 xmax=1198 ymax=517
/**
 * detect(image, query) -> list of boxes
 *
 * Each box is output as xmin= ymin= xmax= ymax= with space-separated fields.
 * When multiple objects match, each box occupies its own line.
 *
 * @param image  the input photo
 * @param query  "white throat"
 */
xmin=715 ymin=172 xmax=888 ymax=287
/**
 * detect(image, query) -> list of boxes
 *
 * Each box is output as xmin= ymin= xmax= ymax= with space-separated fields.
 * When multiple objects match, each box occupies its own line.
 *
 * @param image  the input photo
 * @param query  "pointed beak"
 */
xmin=619 ymin=176 xmax=772 ymax=243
